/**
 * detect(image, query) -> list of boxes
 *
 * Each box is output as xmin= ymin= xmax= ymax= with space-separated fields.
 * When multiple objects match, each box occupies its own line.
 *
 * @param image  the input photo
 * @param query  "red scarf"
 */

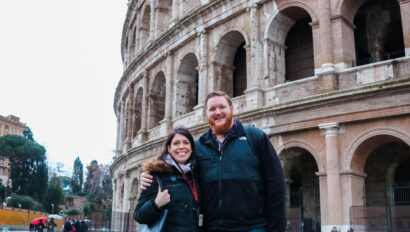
xmin=182 ymin=173 xmax=198 ymax=202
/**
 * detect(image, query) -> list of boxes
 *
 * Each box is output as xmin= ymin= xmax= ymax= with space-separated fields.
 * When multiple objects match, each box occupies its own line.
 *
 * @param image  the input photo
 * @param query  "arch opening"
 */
xmin=354 ymin=0 xmax=405 ymax=66
xmin=148 ymin=72 xmax=166 ymax=129
xmin=176 ymin=53 xmax=199 ymax=116
xmin=281 ymin=147 xmax=321 ymax=232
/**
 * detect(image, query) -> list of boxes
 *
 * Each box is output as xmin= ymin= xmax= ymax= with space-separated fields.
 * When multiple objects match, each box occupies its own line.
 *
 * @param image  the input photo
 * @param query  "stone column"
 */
xmin=340 ymin=170 xmax=367 ymax=232
xmin=317 ymin=0 xmax=334 ymax=70
xmin=198 ymin=29 xmax=209 ymax=110
xmin=399 ymin=0 xmax=410 ymax=56
xmin=115 ymin=116 xmax=121 ymax=156
xmin=245 ymin=3 xmax=264 ymax=109
xmin=164 ymin=53 xmax=174 ymax=130
xmin=139 ymin=72 xmax=149 ymax=140
xmin=319 ymin=122 xmax=342 ymax=231
xmin=170 ymin=0 xmax=179 ymax=27
xmin=119 ymin=100 xmax=126 ymax=151
xmin=127 ymin=87 xmax=134 ymax=148
xmin=149 ymin=0 xmax=156 ymax=40
xmin=122 ymin=173 xmax=131 ymax=213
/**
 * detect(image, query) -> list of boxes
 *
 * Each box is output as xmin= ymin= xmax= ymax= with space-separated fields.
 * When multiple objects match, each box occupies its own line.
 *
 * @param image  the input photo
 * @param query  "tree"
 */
xmin=42 ymin=176 xmax=64 ymax=214
xmin=23 ymin=128 xmax=34 ymax=141
xmin=71 ymin=157 xmax=83 ymax=194
xmin=0 ymin=135 xmax=48 ymax=201
xmin=83 ymin=161 xmax=112 ymax=209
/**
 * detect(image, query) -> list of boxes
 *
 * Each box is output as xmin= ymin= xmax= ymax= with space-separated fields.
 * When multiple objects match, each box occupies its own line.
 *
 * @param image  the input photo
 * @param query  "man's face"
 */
xmin=206 ymin=96 xmax=234 ymax=135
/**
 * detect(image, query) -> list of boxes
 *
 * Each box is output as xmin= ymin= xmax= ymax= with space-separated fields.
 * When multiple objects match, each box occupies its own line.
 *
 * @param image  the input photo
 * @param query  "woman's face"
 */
xmin=168 ymin=133 xmax=192 ymax=164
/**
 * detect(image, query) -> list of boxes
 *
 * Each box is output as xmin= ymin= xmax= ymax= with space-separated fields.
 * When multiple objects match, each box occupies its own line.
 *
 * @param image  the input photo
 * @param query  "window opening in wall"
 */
xmin=285 ymin=17 xmax=314 ymax=82
xmin=149 ymin=73 xmax=166 ymax=129
xmin=133 ymin=88 xmax=143 ymax=138
xmin=233 ymin=42 xmax=247 ymax=97
xmin=176 ymin=53 xmax=199 ymax=116
xmin=354 ymin=0 xmax=405 ymax=66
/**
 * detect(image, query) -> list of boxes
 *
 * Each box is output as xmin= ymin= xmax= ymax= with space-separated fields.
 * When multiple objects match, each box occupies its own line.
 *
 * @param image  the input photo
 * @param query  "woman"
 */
xmin=134 ymin=127 xmax=200 ymax=231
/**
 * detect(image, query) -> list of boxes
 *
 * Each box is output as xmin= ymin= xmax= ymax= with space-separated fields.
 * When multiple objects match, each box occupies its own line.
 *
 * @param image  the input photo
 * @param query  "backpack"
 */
xmin=243 ymin=125 xmax=261 ymax=158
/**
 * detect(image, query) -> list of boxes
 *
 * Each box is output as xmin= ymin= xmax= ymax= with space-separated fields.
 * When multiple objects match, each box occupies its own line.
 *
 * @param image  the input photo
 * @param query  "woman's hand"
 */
xmin=154 ymin=185 xmax=171 ymax=207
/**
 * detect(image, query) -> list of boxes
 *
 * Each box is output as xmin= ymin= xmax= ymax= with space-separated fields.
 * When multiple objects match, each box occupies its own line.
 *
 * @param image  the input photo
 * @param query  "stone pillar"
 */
xmin=139 ymin=72 xmax=149 ymax=140
xmin=319 ymin=122 xmax=342 ymax=231
xmin=245 ymin=3 xmax=264 ymax=109
xmin=330 ymin=15 xmax=356 ymax=69
xmin=164 ymin=53 xmax=174 ymax=130
xmin=399 ymin=0 xmax=410 ymax=56
xmin=119 ymin=100 xmax=126 ymax=150
xmin=198 ymin=29 xmax=209 ymax=109
xmin=263 ymin=38 xmax=286 ymax=87
xmin=340 ymin=170 xmax=367 ymax=232
xmin=317 ymin=0 xmax=334 ymax=70
xmin=149 ymin=0 xmax=156 ymax=40
xmin=122 ymin=173 xmax=131 ymax=213
xmin=115 ymin=116 xmax=121 ymax=156
xmin=170 ymin=0 xmax=179 ymax=27
xmin=127 ymin=87 xmax=134 ymax=148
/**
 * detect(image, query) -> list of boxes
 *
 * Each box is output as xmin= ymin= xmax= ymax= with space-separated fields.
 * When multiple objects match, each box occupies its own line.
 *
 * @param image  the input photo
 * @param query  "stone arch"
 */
xmin=175 ymin=52 xmax=199 ymax=117
xmin=156 ymin=0 xmax=172 ymax=34
xmin=361 ymin=139 xmax=410 ymax=208
xmin=140 ymin=4 xmax=152 ymax=47
xmin=346 ymin=128 xmax=410 ymax=172
xmin=265 ymin=6 xmax=315 ymax=84
xmin=337 ymin=0 xmax=368 ymax=23
xmin=132 ymin=87 xmax=143 ymax=138
xmin=148 ymin=72 xmax=166 ymax=129
xmin=213 ymin=30 xmax=248 ymax=97
xmin=278 ymin=143 xmax=321 ymax=229
xmin=129 ymin=178 xmax=139 ymax=209
xmin=277 ymin=140 xmax=323 ymax=172
xmin=353 ymin=0 xmax=405 ymax=65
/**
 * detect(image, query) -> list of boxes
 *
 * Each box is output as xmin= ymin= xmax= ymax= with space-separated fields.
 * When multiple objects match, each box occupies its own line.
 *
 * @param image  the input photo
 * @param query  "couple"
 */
xmin=134 ymin=91 xmax=286 ymax=232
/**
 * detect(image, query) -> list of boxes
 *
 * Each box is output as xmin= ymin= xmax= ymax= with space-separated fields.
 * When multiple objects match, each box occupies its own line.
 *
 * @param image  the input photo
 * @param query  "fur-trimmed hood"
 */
xmin=142 ymin=159 xmax=173 ymax=173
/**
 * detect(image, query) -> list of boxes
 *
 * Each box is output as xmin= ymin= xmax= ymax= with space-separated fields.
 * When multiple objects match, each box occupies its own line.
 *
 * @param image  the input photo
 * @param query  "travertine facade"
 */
xmin=112 ymin=0 xmax=410 ymax=231
xmin=0 ymin=115 xmax=28 ymax=186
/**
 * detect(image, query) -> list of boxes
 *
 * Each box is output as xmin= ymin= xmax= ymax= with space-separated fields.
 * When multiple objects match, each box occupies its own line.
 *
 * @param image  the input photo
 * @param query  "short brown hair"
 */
xmin=205 ymin=91 xmax=233 ymax=108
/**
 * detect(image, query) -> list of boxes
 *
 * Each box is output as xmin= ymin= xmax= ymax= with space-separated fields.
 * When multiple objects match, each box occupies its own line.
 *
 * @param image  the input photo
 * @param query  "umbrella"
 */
xmin=31 ymin=217 xmax=47 ymax=225
xmin=48 ymin=214 xmax=64 ymax=219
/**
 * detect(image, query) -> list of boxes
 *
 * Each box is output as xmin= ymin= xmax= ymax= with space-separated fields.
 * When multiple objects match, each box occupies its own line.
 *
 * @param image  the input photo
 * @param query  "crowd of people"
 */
xmin=63 ymin=218 xmax=88 ymax=232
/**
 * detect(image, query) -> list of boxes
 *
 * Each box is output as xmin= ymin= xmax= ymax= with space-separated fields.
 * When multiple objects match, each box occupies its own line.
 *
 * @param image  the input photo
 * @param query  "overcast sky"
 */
xmin=0 ymin=0 xmax=128 ymax=174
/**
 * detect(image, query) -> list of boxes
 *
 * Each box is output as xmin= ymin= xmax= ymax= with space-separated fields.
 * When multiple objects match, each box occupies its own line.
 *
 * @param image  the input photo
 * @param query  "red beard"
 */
xmin=208 ymin=112 xmax=233 ymax=135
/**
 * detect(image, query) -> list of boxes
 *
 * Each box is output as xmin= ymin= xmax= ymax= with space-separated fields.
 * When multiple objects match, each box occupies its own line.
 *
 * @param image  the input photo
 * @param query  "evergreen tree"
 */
xmin=0 ymin=135 xmax=48 ymax=201
xmin=71 ymin=157 xmax=83 ymax=193
xmin=23 ymin=128 xmax=34 ymax=141
xmin=43 ymin=176 xmax=64 ymax=214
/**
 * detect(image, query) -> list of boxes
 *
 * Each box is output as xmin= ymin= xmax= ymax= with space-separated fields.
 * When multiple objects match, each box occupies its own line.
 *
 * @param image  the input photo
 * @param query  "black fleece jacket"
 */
xmin=195 ymin=120 xmax=286 ymax=231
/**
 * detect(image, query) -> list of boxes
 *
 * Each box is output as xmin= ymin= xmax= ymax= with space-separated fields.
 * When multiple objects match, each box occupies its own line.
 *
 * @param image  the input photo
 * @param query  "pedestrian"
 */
xmin=63 ymin=218 xmax=72 ymax=232
xmin=36 ymin=219 xmax=46 ymax=232
xmin=80 ymin=220 xmax=88 ymax=232
xmin=134 ymin=127 xmax=200 ymax=231
xmin=29 ymin=223 xmax=35 ymax=232
xmin=141 ymin=90 xmax=286 ymax=231
xmin=47 ymin=218 xmax=56 ymax=232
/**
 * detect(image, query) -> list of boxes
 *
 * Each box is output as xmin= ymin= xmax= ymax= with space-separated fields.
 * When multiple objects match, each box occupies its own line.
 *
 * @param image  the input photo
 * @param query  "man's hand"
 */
xmin=154 ymin=185 xmax=170 ymax=207
xmin=140 ymin=171 xmax=154 ymax=190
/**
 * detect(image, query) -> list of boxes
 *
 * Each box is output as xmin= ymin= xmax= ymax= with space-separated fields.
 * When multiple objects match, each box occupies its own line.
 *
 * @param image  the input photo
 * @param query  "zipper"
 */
xmin=218 ymin=149 xmax=223 ymax=227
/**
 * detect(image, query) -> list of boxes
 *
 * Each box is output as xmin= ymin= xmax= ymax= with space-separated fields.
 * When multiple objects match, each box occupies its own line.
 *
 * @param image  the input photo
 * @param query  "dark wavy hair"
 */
xmin=158 ymin=127 xmax=196 ymax=165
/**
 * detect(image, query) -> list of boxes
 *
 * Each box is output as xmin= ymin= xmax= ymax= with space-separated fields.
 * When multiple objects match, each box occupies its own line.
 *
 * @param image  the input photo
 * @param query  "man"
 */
xmin=140 ymin=91 xmax=286 ymax=231
xmin=46 ymin=218 xmax=56 ymax=232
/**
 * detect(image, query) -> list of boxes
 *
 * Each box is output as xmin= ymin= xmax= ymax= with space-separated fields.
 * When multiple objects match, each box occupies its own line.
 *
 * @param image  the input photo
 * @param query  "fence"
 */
xmin=350 ymin=182 xmax=410 ymax=232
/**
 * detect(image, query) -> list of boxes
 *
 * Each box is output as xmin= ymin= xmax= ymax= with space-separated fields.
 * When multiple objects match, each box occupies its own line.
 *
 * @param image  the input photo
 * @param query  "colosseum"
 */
xmin=111 ymin=0 xmax=410 ymax=231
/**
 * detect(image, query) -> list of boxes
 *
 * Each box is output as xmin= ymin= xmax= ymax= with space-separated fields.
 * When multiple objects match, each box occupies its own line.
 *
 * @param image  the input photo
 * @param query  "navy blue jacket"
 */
xmin=195 ymin=120 xmax=286 ymax=231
